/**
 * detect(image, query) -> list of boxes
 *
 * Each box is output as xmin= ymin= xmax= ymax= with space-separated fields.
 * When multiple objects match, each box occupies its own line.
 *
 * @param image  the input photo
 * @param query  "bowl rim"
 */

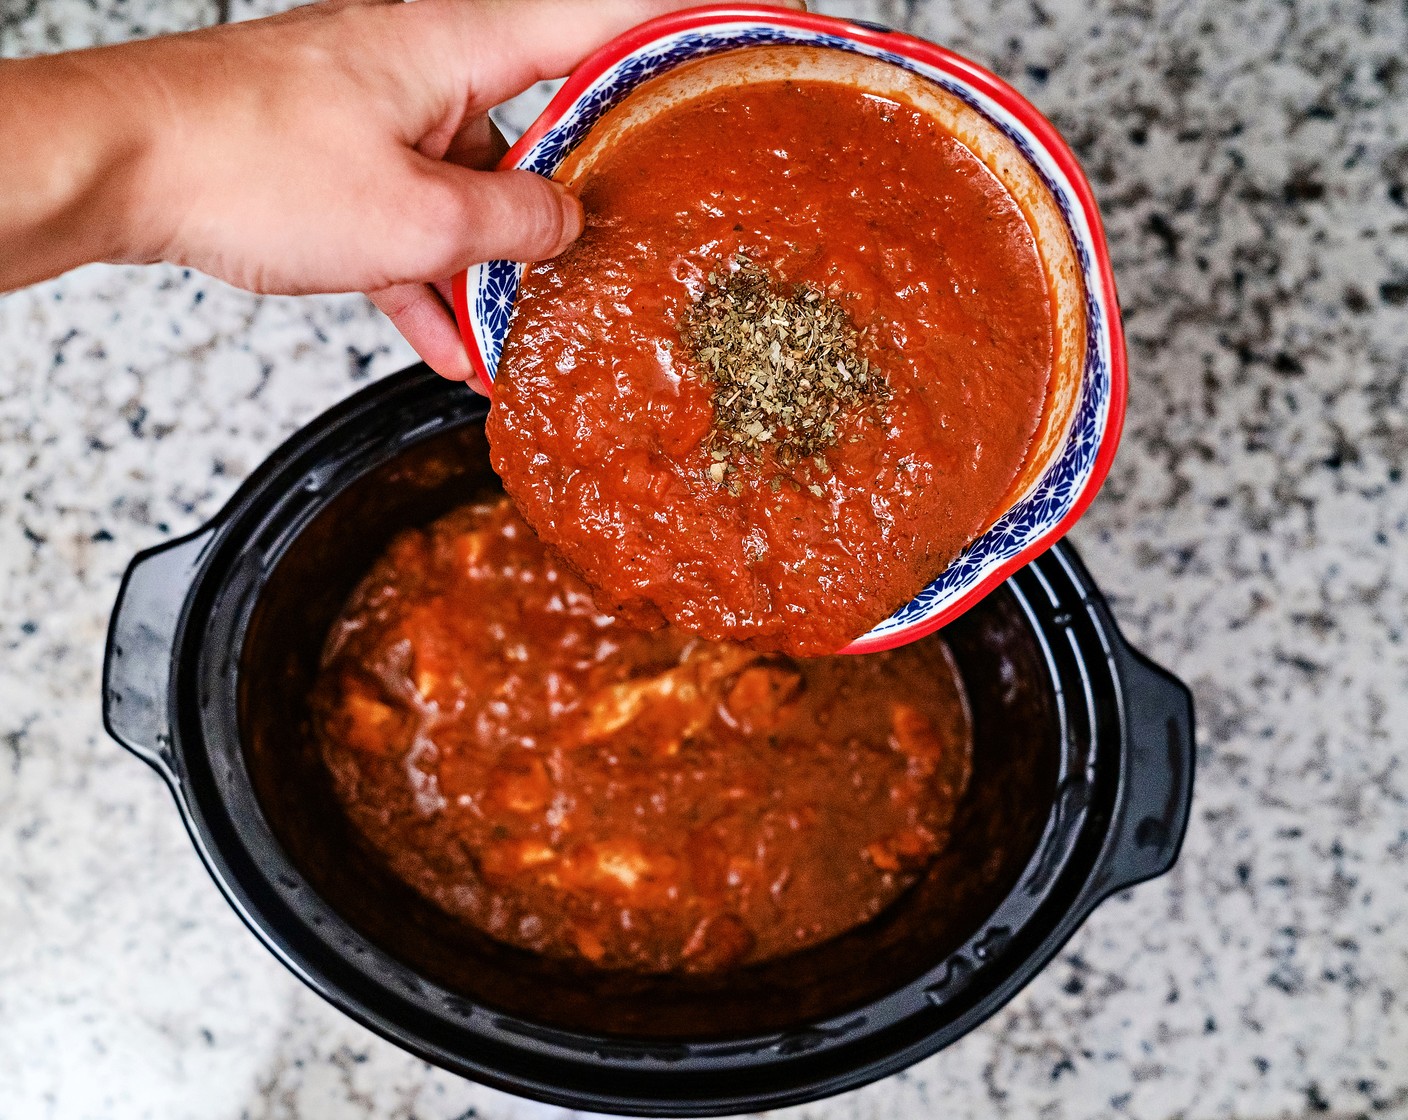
xmin=451 ymin=3 xmax=1127 ymax=655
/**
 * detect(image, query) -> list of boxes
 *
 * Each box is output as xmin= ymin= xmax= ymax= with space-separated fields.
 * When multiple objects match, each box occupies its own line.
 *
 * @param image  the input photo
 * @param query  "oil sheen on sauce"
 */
xmin=313 ymin=496 xmax=974 ymax=974
xmin=488 ymin=77 xmax=1053 ymax=656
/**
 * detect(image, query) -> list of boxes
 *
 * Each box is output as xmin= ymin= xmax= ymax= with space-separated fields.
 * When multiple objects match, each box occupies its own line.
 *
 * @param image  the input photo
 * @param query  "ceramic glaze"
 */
xmin=453 ymin=6 xmax=1127 ymax=652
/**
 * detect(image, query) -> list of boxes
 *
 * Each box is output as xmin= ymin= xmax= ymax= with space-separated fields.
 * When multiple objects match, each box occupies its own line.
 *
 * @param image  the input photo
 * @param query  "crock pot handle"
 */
xmin=1098 ymin=640 xmax=1196 ymax=895
xmin=102 ymin=528 xmax=215 ymax=781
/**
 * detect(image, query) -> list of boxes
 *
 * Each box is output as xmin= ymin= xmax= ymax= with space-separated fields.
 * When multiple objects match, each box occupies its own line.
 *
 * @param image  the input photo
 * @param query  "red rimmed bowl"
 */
xmin=452 ymin=5 xmax=1126 ymax=653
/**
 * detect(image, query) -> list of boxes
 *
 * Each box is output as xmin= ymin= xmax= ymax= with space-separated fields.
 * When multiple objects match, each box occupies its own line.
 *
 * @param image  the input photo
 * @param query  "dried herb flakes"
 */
xmin=681 ymin=256 xmax=889 ymax=485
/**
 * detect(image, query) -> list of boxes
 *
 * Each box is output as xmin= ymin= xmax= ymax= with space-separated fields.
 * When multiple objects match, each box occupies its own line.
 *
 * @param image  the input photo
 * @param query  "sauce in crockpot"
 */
xmin=313 ymin=495 xmax=973 ymax=974
xmin=488 ymin=76 xmax=1053 ymax=655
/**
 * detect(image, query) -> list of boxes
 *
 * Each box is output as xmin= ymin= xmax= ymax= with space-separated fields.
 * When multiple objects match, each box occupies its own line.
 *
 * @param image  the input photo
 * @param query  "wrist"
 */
xmin=0 ymin=48 xmax=170 ymax=289
xmin=65 ymin=45 xmax=180 ymax=267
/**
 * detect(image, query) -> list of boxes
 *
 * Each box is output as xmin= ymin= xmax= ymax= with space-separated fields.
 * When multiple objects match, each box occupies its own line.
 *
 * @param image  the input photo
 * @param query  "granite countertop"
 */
xmin=2 ymin=0 xmax=1405 ymax=1117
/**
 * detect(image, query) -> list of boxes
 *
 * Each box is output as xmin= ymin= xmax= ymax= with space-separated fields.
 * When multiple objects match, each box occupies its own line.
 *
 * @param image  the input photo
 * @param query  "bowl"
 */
xmin=452 ymin=5 xmax=1127 ymax=655
xmin=106 ymin=367 xmax=1187 ymax=1116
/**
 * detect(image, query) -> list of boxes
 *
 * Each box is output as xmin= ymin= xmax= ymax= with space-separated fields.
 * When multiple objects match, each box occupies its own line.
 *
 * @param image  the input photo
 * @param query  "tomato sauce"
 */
xmin=488 ymin=76 xmax=1053 ymax=655
xmin=313 ymin=496 xmax=973 ymax=974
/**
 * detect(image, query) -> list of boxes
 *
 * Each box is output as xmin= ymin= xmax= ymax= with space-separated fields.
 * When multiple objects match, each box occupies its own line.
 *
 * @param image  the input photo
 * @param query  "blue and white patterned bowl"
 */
xmin=453 ymin=3 xmax=1126 ymax=654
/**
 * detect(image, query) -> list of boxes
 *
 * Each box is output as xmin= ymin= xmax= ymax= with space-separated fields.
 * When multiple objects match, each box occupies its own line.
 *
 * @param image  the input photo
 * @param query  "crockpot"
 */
xmin=104 ymin=365 xmax=1193 ymax=1116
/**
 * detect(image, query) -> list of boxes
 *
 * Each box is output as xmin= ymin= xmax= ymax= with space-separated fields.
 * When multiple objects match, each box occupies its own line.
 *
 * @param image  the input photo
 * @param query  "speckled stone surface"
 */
xmin=2 ymin=0 xmax=1406 ymax=1117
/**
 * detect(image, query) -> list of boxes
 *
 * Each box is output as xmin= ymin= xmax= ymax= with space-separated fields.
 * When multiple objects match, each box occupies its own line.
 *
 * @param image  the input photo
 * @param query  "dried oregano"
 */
xmin=680 ymin=255 xmax=890 ymax=487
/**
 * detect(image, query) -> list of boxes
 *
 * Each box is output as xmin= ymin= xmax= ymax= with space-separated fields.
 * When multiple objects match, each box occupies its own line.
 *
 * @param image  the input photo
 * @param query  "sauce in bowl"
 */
xmin=488 ymin=74 xmax=1053 ymax=655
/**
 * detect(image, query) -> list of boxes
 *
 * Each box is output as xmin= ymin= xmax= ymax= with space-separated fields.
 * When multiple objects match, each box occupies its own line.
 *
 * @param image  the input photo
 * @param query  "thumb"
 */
xmin=412 ymin=159 xmax=584 ymax=273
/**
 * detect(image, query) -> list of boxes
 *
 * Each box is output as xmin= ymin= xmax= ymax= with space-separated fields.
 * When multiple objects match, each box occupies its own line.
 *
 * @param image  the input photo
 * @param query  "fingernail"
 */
xmin=552 ymin=181 xmax=585 ymax=256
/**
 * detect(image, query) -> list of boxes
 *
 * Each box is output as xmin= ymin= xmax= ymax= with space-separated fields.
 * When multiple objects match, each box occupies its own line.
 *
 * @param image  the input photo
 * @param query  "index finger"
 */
xmin=422 ymin=0 xmax=807 ymax=113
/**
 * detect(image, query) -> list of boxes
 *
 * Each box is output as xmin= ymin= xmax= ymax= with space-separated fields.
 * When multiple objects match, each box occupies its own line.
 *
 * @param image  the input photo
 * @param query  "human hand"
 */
xmin=0 ymin=0 xmax=804 ymax=388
